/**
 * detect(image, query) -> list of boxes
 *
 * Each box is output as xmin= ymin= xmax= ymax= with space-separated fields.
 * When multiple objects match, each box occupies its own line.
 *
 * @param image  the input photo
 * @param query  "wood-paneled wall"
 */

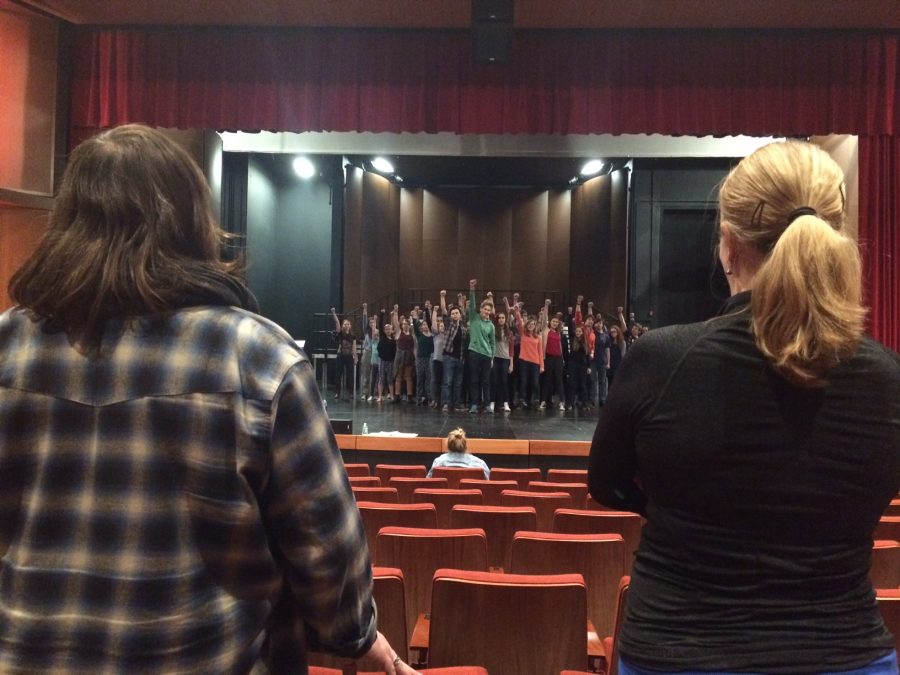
xmin=0 ymin=206 xmax=48 ymax=310
xmin=345 ymin=171 xmax=627 ymax=315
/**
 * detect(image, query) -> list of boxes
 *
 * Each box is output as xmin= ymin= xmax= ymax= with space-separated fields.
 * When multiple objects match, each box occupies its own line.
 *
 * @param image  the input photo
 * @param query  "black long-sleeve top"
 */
xmin=588 ymin=292 xmax=900 ymax=673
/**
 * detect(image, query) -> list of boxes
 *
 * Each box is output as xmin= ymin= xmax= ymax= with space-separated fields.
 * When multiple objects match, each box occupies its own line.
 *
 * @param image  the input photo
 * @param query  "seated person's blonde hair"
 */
xmin=447 ymin=428 xmax=468 ymax=454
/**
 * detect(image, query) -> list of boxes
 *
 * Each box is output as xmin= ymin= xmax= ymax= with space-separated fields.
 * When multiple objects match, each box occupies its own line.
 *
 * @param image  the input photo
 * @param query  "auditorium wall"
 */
xmin=344 ymin=169 xmax=628 ymax=317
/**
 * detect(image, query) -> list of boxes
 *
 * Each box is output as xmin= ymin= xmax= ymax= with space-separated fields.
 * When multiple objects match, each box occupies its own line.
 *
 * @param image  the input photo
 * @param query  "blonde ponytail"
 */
xmin=718 ymin=140 xmax=867 ymax=388
xmin=751 ymin=215 xmax=865 ymax=387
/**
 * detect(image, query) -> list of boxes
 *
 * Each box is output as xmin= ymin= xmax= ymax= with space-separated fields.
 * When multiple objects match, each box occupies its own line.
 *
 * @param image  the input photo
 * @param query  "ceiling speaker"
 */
xmin=472 ymin=0 xmax=513 ymax=23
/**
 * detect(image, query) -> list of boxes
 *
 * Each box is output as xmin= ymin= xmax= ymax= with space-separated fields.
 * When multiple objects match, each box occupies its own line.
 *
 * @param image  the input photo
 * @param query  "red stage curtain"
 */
xmin=859 ymin=136 xmax=900 ymax=352
xmin=69 ymin=29 xmax=899 ymax=138
xmin=67 ymin=28 xmax=900 ymax=348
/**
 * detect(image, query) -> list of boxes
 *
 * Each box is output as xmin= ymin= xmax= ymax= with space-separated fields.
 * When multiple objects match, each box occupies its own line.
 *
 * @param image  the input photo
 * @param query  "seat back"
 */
xmin=884 ymin=499 xmax=900 ymax=517
xmin=450 ymin=505 xmax=538 ymax=570
xmin=877 ymin=588 xmax=900 ymax=653
xmin=375 ymin=464 xmax=428 ymax=483
xmin=459 ymin=479 xmax=518 ymax=506
xmin=489 ymin=467 xmax=542 ymax=489
xmin=872 ymin=539 xmax=900 ymax=589
xmin=389 ymin=477 xmax=449 ymax=503
xmin=553 ymin=508 xmax=643 ymax=565
xmin=375 ymin=527 xmax=488 ymax=643
xmin=413 ymin=488 xmax=484 ymax=528
xmin=343 ymin=462 xmax=371 ymax=477
xmin=500 ymin=489 xmax=572 ymax=531
xmin=351 ymin=487 xmax=399 ymax=504
xmin=429 ymin=569 xmax=588 ymax=675
xmin=431 ymin=466 xmax=487 ymax=488
xmin=547 ymin=469 xmax=588 ymax=483
xmin=606 ymin=576 xmax=631 ymax=675
xmin=372 ymin=567 xmax=409 ymax=662
xmin=528 ymin=481 xmax=589 ymax=508
xmin=348 ymin=476 xmax=382 ymax=487
xmin=875 ymin=517 xmax=900 ymax=543
xmin=357 ymin=501 xmax=438 ymax=556
xmin=509 ymin=531 xmax=627 ymax=639
xmin=585 ymin=494 xmax=614 ymax=511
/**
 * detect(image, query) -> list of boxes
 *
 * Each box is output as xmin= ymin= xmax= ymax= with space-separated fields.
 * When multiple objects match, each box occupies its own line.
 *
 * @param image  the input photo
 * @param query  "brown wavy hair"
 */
xmin=9 ymin=124 xmax=241 ymax=349
xmin=718 ymin=141 xmax=865 ymax=387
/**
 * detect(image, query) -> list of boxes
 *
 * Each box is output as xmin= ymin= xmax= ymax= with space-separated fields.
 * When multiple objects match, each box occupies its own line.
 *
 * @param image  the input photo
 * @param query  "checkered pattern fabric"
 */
xmin=0 ymin=306 xmax=375 ymax=673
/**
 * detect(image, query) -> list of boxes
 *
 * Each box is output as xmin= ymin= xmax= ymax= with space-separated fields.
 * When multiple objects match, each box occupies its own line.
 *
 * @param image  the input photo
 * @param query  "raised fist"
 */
xmin=617 ymin=306 xmax=624 ymax=314
xmin=577 ymin=295 xmax=584 ymax=304
xmin=545 ymin=299 xmax=552 ymax=306
xmin=588 ymin=301 xmax=594 ymax=308
xmin=330 ymin=307 xmax=336 ymax=313
xmin=469 ymin=278 xmax=477 ymax=289
xmin=440 ymin=290 xmax=446 ymax=297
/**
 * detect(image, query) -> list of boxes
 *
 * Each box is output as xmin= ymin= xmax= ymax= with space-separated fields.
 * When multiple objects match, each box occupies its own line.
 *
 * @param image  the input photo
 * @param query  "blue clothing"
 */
xmin=427 ymin=452 xmax=490 ymax=480
xmin=620 ymin=651 xmax=899 ymax=675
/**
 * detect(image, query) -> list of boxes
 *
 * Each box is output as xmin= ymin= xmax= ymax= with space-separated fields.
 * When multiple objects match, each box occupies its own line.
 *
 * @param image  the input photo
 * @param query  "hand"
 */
xmin=380 ymin=308 xmax=386 ymax=313
xmin=577 ymin=294 xmax=584 ymax=304
xmin=567 ymin=306 xmax=573 ymax=315
xmin=440 ymin=289 xmax=446 ymax=297
xmin=617 ymin=306 xmax=624 ymax=314
xmin=545 ymin=299 xmax=551 ymax=306
xmin=540 ymin=366 xmax=545 ymax=374
xmin=330 ymin=307 xmax=336 ymax=314
xmin=413 ymin=305 xmax=420 ymax=314
xmin=362 ymin=302 xmax=367 ymax=309
xmin=393 ymin=304 xmax=399 ymax=312
xmin=425 ymin=300 xmax=432 ymax=308
xmin=353 ymin=354 xmax=358 ymax=363
xmin=588 ymin=301 xmax=594 ymax=308
xmin=357 ymin=631 xmax=422 ymax=675
xmin=513 ymin=292 xmax=520 ymax=299
xmin=502 ymin=296 xmax=508 ymax=304
xmin=469 ymin=278 xmax=477 ymax=289
xmin=508 ymin=362 xmax=514 ymax=374
xmin=486 ymin=291 xmax=493 ymax=298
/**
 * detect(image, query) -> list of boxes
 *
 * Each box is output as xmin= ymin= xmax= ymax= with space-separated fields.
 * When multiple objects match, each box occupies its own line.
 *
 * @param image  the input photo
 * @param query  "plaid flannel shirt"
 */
xmin=0 ymin=306 xmax=375 ymax=674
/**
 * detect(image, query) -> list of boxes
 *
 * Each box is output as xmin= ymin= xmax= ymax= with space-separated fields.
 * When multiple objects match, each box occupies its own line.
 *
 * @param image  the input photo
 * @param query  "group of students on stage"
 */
xmin=331 ymin=281 xmax=650 ymax=413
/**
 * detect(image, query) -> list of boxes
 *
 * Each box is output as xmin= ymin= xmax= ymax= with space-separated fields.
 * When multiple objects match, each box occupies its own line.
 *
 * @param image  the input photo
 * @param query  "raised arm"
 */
xmin=361 ymin=302 xmax=369 ymax=336
xmin=391 ymin=305 xmax=400 ymax=334
xmin=512 ymin=303 xmax=525 ymax=333
xmin=574 ymin=295 xmax=584 ymax=327
xmin=439 ymin=289 xmax=448 ymax=316
xmin=331 ymin=307 xmax=341 ymax=333
xmin=617 ymin=306 xmax=627 ymax=341
xmin=468 ymin=279 xmax=477 ymax=322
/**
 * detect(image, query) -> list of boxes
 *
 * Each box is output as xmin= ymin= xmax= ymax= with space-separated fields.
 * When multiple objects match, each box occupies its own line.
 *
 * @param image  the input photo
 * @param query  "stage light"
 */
xmin=293 ymin=156 xmax=315 ymax=179
xmin=580 ymin=159 xmax=604 ymax=176
xmin=371 ymin=157 xmax=395 ymax=174
xmin=568 ymin=176 xmax=579 ymax=185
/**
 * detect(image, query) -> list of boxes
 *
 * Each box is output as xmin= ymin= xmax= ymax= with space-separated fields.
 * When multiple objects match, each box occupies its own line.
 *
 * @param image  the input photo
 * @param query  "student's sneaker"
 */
xmin=503 ymin=402 xmax=511 ymax=413
xmin=487 ymin=403 xmax=495 ymax=413
xmin=375 ymin=396 xmax=382 ymax=403
xmin=469 ymin=405 xmax=478 ymax=414
xmin=442 ymin=404 xmax=449 ymax=412
xmin=366 ymin=395 xmax=373 ymax=402
xmin=539 ymin=401 xmax=547 ymax=410
xmin=559 ymin=402 xmax=566 ymax=411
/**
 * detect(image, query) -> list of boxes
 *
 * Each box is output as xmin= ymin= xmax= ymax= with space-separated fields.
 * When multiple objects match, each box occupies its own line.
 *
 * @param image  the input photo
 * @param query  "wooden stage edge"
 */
xmin=335 ymin=435 xmax=589 ymax=457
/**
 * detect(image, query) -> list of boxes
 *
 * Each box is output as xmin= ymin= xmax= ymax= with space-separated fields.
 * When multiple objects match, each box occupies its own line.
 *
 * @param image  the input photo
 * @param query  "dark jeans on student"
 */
xmin=334 ymin=353 xmax=354 ymax=398
xmin=468 ymin=350 xmax=492 ymax=409
xmin=518 ymin=360 xmax=541 ymax=406
xmin=442 ymin=355 xmax=463 ymax=408
xmin=567 ymin=361 xmax=589 ymax=407
xmin=543 ymin=354 xmax=565 ymax=404
xmin=491 ymin=357 xmax=510 ymax=406
xmin=431 ymin=359 xmax=444 ymax=405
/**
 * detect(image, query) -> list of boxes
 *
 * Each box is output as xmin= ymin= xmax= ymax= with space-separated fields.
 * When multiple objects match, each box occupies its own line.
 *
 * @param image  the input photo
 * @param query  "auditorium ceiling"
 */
xmin=14 ymin=0 xmax=899 ymax=29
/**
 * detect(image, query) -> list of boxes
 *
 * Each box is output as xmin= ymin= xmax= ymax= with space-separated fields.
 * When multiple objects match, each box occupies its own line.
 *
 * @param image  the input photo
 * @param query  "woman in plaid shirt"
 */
xmin=0 ymin=125 xmax=417 ymax=675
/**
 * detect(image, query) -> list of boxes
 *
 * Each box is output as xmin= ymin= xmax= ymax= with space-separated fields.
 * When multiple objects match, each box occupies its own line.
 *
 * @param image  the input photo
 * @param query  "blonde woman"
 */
xmin=427 ymin=428 xmax=490 ymax=480
xmin=589 ymin=141 xmax=900 ymax=674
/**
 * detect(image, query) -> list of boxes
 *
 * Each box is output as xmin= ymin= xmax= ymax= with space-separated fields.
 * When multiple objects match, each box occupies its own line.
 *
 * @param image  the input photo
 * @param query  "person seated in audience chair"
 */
xmin=428 ymin=428 xmax=490 ymax=480
xmin=0 ymin=124 xmax=418 ymax=675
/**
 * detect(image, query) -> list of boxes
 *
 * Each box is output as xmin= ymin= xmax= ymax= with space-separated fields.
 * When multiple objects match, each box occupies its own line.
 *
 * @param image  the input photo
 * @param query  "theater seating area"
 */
xmin=331 ymin=462 xmax=900 ymax=674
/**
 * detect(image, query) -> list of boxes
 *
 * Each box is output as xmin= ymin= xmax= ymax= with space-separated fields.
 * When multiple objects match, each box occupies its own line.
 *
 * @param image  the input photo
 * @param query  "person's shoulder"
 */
xmin=852 ymin=335 xmax=900 ymax=383
xmin=623 ymin=321 xmax=707 ymax=362
xmin=176 ymin=306 xmax=308 ymax=398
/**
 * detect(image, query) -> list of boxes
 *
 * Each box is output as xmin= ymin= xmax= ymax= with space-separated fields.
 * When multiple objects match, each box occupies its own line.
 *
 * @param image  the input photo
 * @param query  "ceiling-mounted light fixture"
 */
xmin=371 ymin=157 xmax=395 ymax=174
xmin=293 ymin=156 xmax=315 ymax=179
xmin=580 ymin=159 xmax=604 ymax=176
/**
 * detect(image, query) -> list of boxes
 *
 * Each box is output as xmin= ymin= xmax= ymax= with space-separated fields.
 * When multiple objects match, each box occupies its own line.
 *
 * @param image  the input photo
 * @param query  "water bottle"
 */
xmin=361 ymin=422 xmax=369 ymax=435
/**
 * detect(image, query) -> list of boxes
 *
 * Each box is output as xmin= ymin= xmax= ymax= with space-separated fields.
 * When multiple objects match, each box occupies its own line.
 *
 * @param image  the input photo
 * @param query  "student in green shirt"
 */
xmin=466 ymin=278 xmax=495 ymax=413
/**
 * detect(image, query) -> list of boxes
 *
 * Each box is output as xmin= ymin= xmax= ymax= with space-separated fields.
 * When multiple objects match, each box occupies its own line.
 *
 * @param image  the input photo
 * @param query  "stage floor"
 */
xmin=323 ymin=394 xmax=600 ymax=442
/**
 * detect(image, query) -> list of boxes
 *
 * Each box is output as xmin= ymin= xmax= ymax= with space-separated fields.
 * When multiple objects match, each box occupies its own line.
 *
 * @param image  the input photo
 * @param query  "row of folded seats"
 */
xmin=316 ymin=466 xmax=900 ymax=674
